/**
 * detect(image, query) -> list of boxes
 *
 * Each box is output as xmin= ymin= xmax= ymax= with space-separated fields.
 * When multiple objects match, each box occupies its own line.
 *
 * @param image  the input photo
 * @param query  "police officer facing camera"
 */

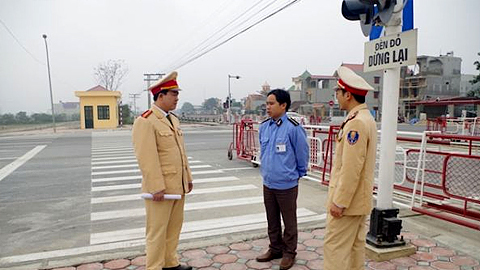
xmin=323 ymin=66 xmax=378 ymax=270
xmin=256 ymin=89 xmax=309 ymax=270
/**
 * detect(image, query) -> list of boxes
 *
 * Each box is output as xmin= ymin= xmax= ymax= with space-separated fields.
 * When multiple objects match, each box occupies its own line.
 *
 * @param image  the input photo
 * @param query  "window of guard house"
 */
xmin=98 ymin=105 xmax=110 ymax=120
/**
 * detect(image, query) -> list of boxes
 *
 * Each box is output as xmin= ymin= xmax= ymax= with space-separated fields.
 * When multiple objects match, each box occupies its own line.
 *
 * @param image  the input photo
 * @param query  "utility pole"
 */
xmin=129 ymin=93 xmax=141 ymax=117
xmin=144 ymin=73 xmax=165 ymax=108
xmin=42 ymin=34 xmax=56 ymax=133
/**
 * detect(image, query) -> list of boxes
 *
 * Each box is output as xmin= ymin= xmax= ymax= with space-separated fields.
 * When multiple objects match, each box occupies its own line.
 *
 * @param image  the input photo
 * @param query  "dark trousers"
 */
xmin=263 ymin=185 xmax=298 ymax=258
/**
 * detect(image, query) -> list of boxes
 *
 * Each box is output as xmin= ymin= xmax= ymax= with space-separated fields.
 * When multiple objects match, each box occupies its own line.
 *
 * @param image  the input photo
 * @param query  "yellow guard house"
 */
xmin=75 ymin=85 xmax=122 ymax=129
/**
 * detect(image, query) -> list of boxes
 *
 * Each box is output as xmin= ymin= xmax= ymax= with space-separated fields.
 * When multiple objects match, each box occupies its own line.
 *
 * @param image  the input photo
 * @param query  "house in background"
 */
xmin=289 ymin=64 xmax=382 ymax=121
xmin=53 ymin=101 xmax=80 ymax=120
xmin=75 ymin=85 xmax=121 ymax=129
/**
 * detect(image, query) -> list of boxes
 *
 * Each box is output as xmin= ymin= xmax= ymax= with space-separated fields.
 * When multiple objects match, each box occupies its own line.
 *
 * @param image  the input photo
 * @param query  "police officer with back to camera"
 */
xmin=132 ymin=71 xmax=193 ymax=270
xmin=323 ymin=66 xmax=378 ymax=270
xmin=256 ymin=89 xmax=309 ymax=270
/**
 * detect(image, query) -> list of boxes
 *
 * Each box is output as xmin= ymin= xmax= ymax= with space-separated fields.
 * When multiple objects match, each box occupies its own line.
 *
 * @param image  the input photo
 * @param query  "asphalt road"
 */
xmin=1 ymin=123 xmax=479 ymax=270
xmin=0 ymin=125 xmax=326 ymax=268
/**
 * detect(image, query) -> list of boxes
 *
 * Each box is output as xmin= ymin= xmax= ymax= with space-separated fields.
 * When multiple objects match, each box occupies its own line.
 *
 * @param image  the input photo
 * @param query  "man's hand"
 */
xmin=330 ymin=203 xmax=344 ymax=218
xmin=188 ymin=182 xmax=193 ymax=193
xmin=152 ymin=190 xmax=165 ymax=201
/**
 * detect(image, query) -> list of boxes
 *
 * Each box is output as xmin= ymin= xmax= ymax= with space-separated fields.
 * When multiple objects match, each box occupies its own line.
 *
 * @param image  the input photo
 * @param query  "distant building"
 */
xmin=461 ymin=74 xmax=476 ymax=96
xmin=289 ymin=64 xmax=382 ymax=121
xmin=245 ymin=93 xmax=266 ymax=112
xmin=75 ymin=85 xmax=121 ymax=129
xmin=400 ymin=52 xmax=463 ymax=119
xmin=53 ymin=101 xmax=80 ymax=120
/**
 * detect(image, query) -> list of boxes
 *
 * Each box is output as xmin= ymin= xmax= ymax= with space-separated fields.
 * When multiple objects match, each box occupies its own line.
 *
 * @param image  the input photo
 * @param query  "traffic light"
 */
xmin=341 ymin=0 xmax=397 ymax=37
xmin=224 ymin=97 xmax=231 ymax=109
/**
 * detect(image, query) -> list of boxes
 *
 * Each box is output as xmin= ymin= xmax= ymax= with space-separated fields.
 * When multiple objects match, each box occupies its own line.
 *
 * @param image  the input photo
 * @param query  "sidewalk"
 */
xmin=50 ymin=228 xmax=480 ymax=270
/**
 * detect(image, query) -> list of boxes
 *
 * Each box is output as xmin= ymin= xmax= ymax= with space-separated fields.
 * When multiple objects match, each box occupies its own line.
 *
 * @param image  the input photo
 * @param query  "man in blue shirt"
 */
xmin=256 ymin=89 xmax=309 ymax=270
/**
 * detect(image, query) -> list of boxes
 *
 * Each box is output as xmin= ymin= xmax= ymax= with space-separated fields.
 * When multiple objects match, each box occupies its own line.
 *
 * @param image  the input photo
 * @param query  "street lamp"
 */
xmin=42 ymin=34 xmax=56 ymax=133
xmin=227 ymin=74 xmax=241 ymax=123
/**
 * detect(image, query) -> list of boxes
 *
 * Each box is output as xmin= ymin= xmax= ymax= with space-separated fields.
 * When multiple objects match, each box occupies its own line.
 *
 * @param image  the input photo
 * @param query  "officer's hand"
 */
xmin=152 ymin=190 xmax=165 ymax=201
xmin=330 ymin=204 xmax=344 ymax=218
xmin=188 ymin=182 xmax=193 ymax=193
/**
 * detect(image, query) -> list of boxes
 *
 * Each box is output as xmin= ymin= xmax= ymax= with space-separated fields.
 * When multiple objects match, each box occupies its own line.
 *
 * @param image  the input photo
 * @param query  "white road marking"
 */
xmin=221 ymin=167 xmax=256 ymax=171
xmin=91 ymin=196 xmax=264 ymax=221
xmin=92 ymin=175 xmax=142 ymax=183
xmin=92 ymin=164 xmax=138 ymax=170
xmin=189 ymin=165 xmax=212 ymax=169
xmin=91 ymin=159 xmax=138 ymax=165
xmin=92 ymin=169 xmax=140 ymax=176
xmin=192 ymin=176 xmax=239 ymax=183
xmin=191 ymin=170 xmax=223 ymax=175
xmin=92 ymin=150 xmax=134 ymax=157
xmin=0 ymin=212 xmax=325 ymax=265
xmin=90 ymin=208 xmax=323 ymax=244
xmin=91 ymin=184 xmax=258 ymax=204
xmin=91 ymin=147 xmax=133 ymax=153
xmin=0 ymin=145 xmax=46 ymax=182
xmin=189 ymin=184 xmax=257 ymax=195
xmin=92 ymin=183 xmax=140 ymax=192
xmin=92 ymin=156 xmax=136 ymax=162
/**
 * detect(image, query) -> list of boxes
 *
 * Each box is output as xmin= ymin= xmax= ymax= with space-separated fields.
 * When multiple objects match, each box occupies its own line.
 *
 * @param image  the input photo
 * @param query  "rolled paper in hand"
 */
xmin=141 ymin=193 xmax=182 ymax=200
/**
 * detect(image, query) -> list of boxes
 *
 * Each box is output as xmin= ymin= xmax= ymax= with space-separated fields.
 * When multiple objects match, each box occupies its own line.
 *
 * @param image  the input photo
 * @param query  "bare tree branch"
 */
xmin=94 ymin=59 xmax=129 ymax=91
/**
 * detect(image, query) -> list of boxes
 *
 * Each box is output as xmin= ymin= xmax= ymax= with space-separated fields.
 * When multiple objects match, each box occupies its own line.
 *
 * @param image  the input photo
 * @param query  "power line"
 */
xmin=168 ymin=0 xmax=301 ymax=71
xmin=0 ymin=17 xmax=45 ymax=66
xmin=0 ymin=17 xmax=80 ymax=92
xmin=151 ymin=0 xmax=235 ymax=72
xmin=164 ymin=0 xmax=270 ymax=72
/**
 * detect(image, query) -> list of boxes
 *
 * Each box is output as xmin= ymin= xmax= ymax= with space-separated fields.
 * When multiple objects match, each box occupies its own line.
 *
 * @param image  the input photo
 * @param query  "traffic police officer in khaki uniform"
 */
xmin=323 ymin=66 xmax=378 ymax=270
xmin=132 ymin=71 xmax=193 ymax=270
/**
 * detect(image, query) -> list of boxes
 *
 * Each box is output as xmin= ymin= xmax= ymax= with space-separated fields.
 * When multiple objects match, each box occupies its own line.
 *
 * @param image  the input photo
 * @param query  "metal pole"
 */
xmin=228 ymin=75 xmax=231 ymax=124
xmin=147 ymin=79 xmax=152 ymax=109
xmin=376 ymin=3 xmax=403 ymax=209
xmin=144 ymin=73 xmax=164 ymax=109
xmin=42 ymin=34 xmax=56 ymax=133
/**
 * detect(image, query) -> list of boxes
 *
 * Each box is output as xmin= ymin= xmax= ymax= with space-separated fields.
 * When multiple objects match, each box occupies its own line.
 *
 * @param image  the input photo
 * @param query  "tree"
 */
xmin=31 ymin=113 xmax=52 ymax=123
xmin=181 ymin=102 xmax=195 ymax=114
xmin=94 ymin=59 xmax=128 ymax=91
xmin=15 ymin=111 xmax=30 ymax=124
xmin=202 ymin=98 xmax=219 ymax=112
xmin=120 ymin=104 xmax=134 ymax=124
xmin=467 ymin=52 xmax=480 ymax=97
xmin=0 ymin=113 xmax=16 ymax=125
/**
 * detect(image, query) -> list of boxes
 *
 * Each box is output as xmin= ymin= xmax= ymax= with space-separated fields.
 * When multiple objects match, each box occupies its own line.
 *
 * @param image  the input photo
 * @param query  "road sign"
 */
xmin=329 ymin=100 xmax=334 ymax=107
xmin=363 ymin=28 xmax=417 ymax=72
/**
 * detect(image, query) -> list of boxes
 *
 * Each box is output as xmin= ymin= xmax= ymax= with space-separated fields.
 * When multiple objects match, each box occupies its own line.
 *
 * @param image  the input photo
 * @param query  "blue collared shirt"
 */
xmin=259 ymin=113 xmax=309 ymax=189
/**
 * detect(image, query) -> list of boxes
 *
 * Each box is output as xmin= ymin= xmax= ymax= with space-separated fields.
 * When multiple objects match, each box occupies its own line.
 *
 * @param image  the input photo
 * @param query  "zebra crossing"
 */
xmin=90 ymin=132 xmax=325 ymax=247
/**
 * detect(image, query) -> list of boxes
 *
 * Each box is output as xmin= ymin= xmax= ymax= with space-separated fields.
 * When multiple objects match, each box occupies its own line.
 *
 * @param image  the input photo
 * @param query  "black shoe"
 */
xmin=163 ymin=264 xmax=192 ymax=270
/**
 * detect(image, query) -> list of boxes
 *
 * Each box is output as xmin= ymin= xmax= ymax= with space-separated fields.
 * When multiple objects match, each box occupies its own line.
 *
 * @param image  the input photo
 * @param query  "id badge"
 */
xmin=276 ymin=143 xmax=286 ymax=153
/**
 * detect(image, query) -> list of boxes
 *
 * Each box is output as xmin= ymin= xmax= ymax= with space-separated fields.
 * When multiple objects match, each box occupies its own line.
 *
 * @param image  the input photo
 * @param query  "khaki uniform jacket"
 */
xmin=327 ymin=103 xmax=377 ymax=216
xmin=132 ymin=106 xmax=193 ymax=195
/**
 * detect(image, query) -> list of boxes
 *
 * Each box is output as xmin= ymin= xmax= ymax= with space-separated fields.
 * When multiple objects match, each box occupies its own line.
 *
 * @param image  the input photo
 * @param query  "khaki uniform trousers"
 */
xmin=145 ymin=197 xmax=185 ymax=270
xmin=323 ymin=214 xmax=366 ymax=270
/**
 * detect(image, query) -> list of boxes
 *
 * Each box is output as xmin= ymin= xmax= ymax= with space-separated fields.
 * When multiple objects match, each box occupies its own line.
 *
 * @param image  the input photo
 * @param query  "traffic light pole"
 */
xmin=366 ymin=1 xmax=410 ymax=249
xmin=376 ymin=4 xmax=402 ymax=209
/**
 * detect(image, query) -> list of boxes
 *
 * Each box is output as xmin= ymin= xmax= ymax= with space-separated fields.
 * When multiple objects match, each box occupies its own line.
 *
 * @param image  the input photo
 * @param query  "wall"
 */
xmin=79 ymin=96 xmax=119 ymax=129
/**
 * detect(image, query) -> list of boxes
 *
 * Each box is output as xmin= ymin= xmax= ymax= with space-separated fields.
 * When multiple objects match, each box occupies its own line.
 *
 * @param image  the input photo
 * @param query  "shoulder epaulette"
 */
xmin=347 ymin=111 xmax=358 ymax=121
xmin=288 ymin=117 xmax=299 ymax=126
xmin=141 ymin=109 xmax=152 ymax=118
xmin=261 ymin=118 xmax=271 ymax=124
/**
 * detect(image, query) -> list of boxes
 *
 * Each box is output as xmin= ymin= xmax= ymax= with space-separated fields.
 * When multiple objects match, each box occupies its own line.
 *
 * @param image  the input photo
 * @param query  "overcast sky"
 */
xmin=1 ymin=0 xmax=479 ymax=114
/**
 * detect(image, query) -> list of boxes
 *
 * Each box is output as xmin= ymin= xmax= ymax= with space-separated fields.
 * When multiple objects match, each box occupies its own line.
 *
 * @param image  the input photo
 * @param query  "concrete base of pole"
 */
xmin=366 ymin=243 xmax=416 ymax=262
